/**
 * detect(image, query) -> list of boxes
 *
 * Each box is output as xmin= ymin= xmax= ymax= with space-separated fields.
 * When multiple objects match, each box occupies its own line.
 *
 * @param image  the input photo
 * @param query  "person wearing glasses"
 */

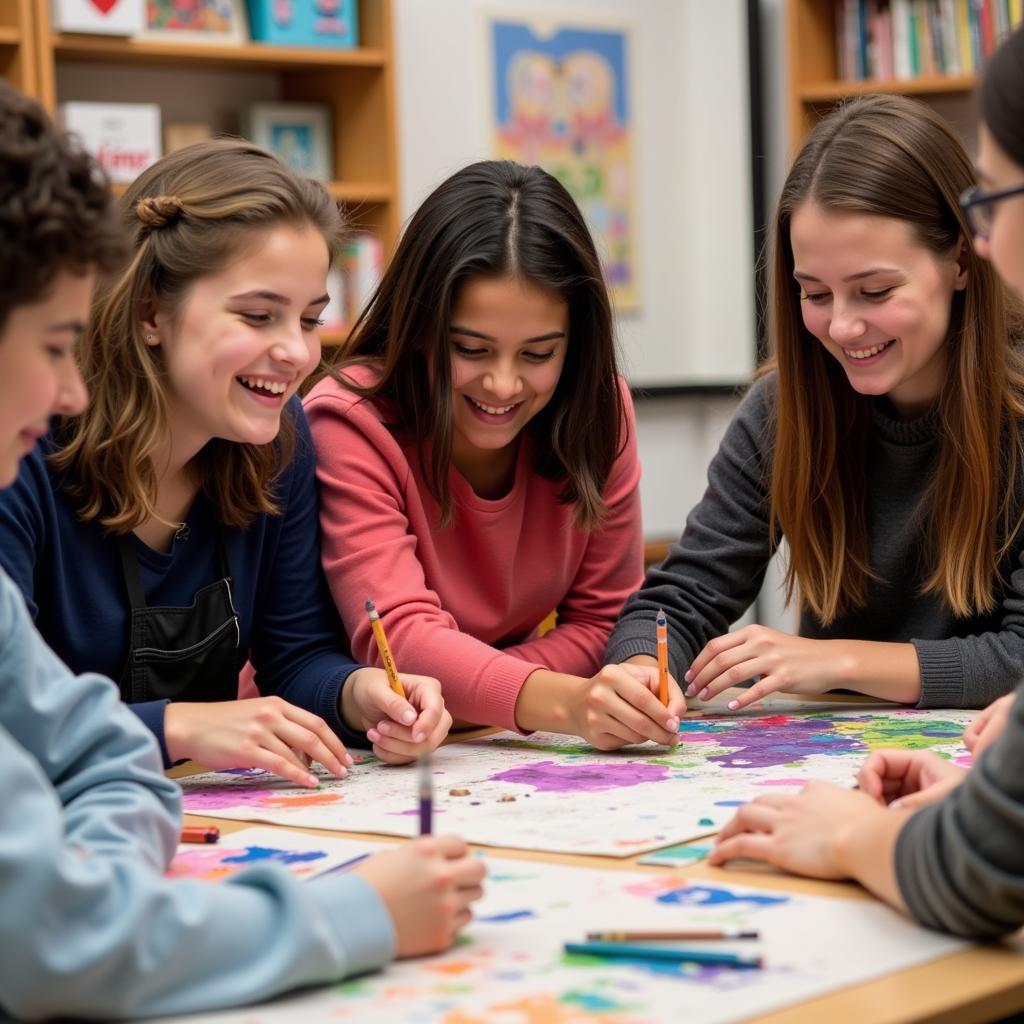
xmin=607 ymin=91 xmax=1024 ymax=719
xmin=709 ymin=26 xmax=1024 ymax=940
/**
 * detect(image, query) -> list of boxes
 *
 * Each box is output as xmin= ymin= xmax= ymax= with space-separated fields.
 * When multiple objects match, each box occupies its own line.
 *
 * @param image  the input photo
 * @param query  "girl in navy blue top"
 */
xmin=0 ymin=139 xmax=451 ymax=785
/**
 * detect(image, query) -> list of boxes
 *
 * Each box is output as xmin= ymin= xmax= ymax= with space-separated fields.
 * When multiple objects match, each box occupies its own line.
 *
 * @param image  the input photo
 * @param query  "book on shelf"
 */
xmin=60 ymin=102 xmax=161 ymax=184
xmin=835 ymin=0 xmax=1023 ymax=83
xmin=322 ymin=234 xmax=383 ymax=341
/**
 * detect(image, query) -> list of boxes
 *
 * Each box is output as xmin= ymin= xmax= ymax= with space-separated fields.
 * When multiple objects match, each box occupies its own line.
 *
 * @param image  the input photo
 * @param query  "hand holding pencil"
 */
xmin=338 ymin=600 xmax=453 ymax=764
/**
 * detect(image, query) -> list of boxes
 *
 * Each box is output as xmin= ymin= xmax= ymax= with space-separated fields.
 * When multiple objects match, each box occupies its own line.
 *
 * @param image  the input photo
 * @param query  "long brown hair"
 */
xmin=766 ymin=94 xmax=1024 ymax=623
xmin=321 ymin=159 xmax=623 ymax=530
xmin=53 ymin=139 xmax=344 ymax=531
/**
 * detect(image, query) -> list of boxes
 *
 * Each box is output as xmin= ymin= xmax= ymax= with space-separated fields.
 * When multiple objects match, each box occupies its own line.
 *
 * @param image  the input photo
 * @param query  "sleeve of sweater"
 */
xmin=500 ymin=384 xmax=644 ymax=675
xmin=604 ymin=375 xmax=776 ymax=678
xmin=912 ymin=549 xmax=1024 ymax=709
xmin=247 ymin=403 xmax=367 ymax=749
xmin=307 ymin=386 xmax=544 ymax=731
xmin=0 ymin=569 xmax=395 ymax=1021
xmin=895 ymin=684 xmax=1024 ymax=938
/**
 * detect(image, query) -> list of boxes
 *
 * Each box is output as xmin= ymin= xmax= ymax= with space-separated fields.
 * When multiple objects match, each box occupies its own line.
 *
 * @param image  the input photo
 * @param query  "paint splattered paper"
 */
xmin=166 ymin=827 xmax=375 ymax=882
xmin=147 ymin=857 xmax=968 ymax=1024
xmin=179 ymin=707 xmax=974 ymax=857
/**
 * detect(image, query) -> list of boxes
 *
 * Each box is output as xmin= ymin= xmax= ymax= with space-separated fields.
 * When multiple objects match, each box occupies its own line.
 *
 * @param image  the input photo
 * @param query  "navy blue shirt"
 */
xmin=0 ymin=400 xmax=365 ymax=762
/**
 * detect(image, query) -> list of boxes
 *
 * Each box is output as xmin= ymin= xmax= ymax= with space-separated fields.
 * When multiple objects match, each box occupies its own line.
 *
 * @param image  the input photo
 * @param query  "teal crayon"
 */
xmin=564 ymin=941 xmax=762 ymax=969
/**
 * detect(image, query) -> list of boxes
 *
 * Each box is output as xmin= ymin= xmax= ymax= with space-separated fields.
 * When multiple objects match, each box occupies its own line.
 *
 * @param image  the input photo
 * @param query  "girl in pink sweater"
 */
xmin=305 ymin=161 xmax=686 ymax=752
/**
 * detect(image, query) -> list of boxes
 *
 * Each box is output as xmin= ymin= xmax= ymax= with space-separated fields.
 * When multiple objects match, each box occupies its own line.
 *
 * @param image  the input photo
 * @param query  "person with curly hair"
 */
xmin=0 ymin=79 xmax=484 ymax=1021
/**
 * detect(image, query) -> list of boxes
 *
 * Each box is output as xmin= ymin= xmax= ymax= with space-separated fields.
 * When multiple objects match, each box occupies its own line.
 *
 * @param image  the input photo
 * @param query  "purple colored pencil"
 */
xmin=418 ymin=749 xmax=433 ymax=835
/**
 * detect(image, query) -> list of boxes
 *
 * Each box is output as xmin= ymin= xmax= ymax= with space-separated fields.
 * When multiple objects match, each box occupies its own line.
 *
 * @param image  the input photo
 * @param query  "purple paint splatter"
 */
xmin=487 ymin=760 xmax=670 ymax=793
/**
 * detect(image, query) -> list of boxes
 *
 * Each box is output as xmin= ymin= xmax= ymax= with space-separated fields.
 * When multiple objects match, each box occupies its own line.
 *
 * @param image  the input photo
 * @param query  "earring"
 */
xmin=144 ymin=333 xmax=157 ymax=342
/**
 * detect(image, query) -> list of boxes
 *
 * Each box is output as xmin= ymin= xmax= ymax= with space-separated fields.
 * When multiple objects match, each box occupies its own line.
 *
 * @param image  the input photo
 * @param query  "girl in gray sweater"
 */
xmin=608 ymin=89 xmax=1024 ymax=714
xmin=710 ymin=25 xmax=1024 ymax=940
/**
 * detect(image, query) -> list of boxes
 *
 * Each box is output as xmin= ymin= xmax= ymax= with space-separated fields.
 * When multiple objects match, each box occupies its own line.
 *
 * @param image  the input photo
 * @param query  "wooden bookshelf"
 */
xmin=18 ymin=0 xmax=399 ymax=253
xmin=0 ymin=0 xmax=40 ymax=97
xmin=786 ymin=0 xmax=982 ymax=154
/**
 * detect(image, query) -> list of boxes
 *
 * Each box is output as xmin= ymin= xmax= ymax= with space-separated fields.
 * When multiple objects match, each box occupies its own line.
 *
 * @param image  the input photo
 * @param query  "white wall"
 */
xmin=393 ymin=0 xmax=755 ymax=387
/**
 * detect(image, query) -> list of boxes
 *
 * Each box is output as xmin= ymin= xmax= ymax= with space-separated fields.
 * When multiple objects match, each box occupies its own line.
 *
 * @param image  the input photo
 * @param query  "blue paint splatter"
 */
xmin=222 ymin=846 xmax=327 ymax=866
xmin=714 ymin=800 xmax=745 ymax=807
xmin=655 ymin=885 xmax=789 ymax=909
xmin=477 ymin=909 xmax=537 ymax=923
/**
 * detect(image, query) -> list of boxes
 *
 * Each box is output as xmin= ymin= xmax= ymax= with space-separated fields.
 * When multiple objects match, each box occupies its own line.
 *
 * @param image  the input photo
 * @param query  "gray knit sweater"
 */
xmin=606 ymin=373 xmax=1024 ymax=708
xmin=897 ymin=684 xmax=1024 ymax=937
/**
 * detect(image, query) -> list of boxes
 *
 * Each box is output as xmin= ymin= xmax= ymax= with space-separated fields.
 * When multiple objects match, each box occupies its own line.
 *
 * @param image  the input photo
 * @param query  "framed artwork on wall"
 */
xmin=488 ymin=15 xmax=639 ymax=312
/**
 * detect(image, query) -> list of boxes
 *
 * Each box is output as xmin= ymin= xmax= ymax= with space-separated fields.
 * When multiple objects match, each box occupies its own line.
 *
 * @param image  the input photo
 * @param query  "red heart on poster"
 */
xmin=89 ymin=0 xmax=119 ymax=14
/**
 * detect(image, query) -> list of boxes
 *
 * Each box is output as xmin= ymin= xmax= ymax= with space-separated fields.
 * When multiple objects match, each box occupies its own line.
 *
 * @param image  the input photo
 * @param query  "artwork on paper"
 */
xmin=147 ymin=856 xmax=967 ymax=1024
xmin=489 ymin=16 xmax=639 ymax=311
xmin=166 ymin=827 xmax=374 ymax=882
xmin=179 ymin=706 xmax=975 ymax=857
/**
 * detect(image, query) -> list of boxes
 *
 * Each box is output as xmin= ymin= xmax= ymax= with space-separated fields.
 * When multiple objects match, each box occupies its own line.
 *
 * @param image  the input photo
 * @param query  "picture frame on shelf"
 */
xmin=242 ymin=102 xmax=333 ymax=180
xmin=52 ymin=0 xmax=146 ymax=36
xmin=139 ymin=0 xmax=247 ymax=44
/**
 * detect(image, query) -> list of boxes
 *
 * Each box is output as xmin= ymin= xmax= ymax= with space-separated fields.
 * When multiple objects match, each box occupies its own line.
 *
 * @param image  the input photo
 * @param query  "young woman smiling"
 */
xmin=710 ymin=28 xmax=1024 ymax=942
xmin=607 ymin=92 xmax=1024 ymax=713
xmin=0 ymin=139 xmax=451 ymax=783
xmin=306 ymin=160 xmax=686 ymax=750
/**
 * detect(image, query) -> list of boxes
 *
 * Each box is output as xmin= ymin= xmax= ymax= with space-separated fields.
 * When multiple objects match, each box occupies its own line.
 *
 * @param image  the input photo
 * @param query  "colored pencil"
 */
xmin=365 ymin=598 xmax=407 ymax=699
xmin=656 ymin=608 xmax=669 ymax=706
xmin=585 ymin=929 xmax=760 ymax=942
xmin=418 ymin=748 xmax=433 ymax=836
xmin=180 ymin=826 xmax=220 ymax=844
xmin=564 ymin=941 xmax=762 ymax=969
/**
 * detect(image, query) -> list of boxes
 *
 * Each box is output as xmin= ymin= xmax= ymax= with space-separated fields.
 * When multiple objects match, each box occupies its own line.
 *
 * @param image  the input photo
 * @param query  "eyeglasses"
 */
xmin=960 ymin=182 xmax=1024 ymax=241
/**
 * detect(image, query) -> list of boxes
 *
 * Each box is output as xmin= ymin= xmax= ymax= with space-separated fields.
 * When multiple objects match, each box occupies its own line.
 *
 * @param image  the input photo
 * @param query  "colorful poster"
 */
xmin=179 ymin=706 xmax=975 ymax=857
xmin=489 ymin=17 xmax=639 ymax=311
xmin=148 ymin=856 xmax=967 ymax=1024
xmin=166 ymin=827 xmax=374 ymax=882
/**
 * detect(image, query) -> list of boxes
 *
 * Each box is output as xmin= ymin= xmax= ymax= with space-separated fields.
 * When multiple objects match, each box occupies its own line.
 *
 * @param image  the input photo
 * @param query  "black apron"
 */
xmin=118 ymin=530 xmax=241 ymax=704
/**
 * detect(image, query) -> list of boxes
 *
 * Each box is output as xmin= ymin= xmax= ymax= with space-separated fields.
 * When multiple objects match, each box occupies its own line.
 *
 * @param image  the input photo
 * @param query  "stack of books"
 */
xmin=836 ymin=0 xmax=1023 ymax=82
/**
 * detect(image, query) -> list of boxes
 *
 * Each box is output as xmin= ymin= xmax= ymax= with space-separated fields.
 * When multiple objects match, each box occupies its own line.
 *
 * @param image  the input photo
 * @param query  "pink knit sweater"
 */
xmin=304 ymin=365 xmax=643 ymax=732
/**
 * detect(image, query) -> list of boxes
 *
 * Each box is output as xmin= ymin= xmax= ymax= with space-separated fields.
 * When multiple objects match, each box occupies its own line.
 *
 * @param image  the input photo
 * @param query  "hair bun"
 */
xmin=135 ymin=194 xmax=184 ymax=231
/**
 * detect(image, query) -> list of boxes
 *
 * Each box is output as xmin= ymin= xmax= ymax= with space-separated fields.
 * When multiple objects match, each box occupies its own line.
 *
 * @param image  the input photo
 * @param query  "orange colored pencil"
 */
xmin=656 ymin=608 xmax=669 ymax=706
xmin=365 ymin=599 xmax=407 ymax=699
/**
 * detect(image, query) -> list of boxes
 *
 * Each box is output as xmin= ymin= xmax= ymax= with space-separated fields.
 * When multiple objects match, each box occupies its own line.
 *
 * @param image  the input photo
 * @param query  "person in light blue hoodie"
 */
xmin=0 ymin=80 xmax=484 ymax=1021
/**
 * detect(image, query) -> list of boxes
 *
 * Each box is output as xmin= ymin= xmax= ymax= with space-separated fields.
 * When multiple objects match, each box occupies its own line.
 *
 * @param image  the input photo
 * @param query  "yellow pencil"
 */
xmin=656 ymin=608 xmax=669 ymax=707
xmin=365 ymin=599 xmax=406 ymax=699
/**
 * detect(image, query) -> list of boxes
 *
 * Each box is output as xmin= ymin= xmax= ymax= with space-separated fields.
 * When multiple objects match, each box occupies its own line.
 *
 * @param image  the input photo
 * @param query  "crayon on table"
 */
xmin=365 ymin=598 xmax=407 ymax=699
xmin=180 ymin=826 xmax=220 ymax=844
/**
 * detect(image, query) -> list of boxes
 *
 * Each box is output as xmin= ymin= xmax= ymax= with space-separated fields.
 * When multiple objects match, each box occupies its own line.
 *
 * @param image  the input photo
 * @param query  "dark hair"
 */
xmin=325 ymin=159 xmax=624 ymax=530
xmin=981 ymin=24 xmax=1024 ymax=168
xmin=763 ymin=93 xmax=1024 ymax=623
xmin=0 ymin=81 xmax=124 ymax=334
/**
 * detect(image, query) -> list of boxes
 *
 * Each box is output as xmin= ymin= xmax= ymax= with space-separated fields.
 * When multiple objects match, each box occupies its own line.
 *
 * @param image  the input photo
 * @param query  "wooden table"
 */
xmin=175 ymin=695 xmax=1024 ymax=1024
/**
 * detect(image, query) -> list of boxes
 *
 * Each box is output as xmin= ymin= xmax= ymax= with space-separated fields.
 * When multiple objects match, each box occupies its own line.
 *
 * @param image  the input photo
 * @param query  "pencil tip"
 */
xmin=365 ymin=599 xmax=375 ymax=612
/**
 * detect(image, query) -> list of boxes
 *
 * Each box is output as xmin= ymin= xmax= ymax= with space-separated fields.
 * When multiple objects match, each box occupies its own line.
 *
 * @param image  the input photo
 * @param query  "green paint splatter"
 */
xmin=454 ymin=932 xmax=474 ymax=946
xmin=486 ymin=738 xmax=592 ymax=756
